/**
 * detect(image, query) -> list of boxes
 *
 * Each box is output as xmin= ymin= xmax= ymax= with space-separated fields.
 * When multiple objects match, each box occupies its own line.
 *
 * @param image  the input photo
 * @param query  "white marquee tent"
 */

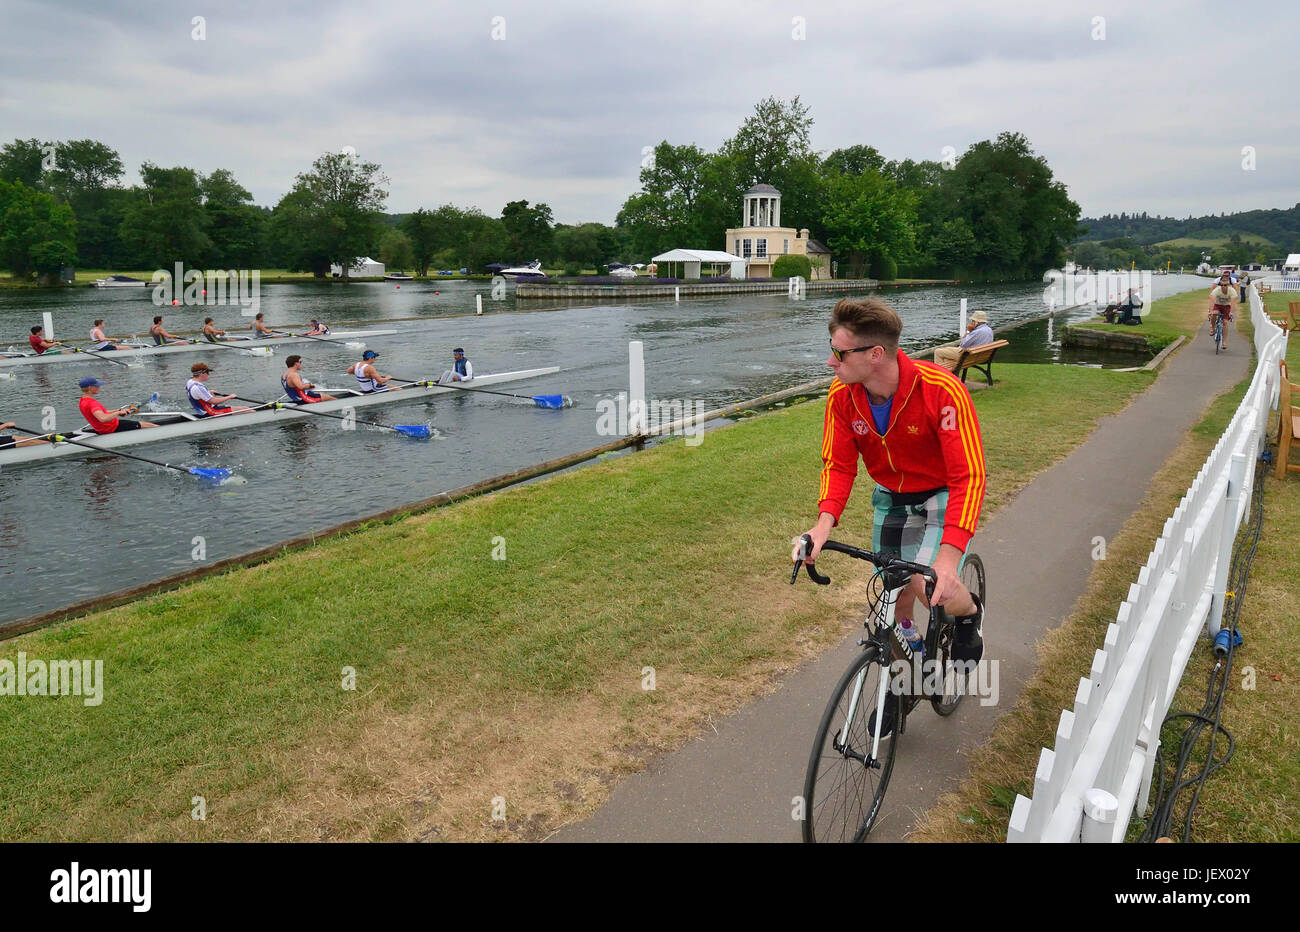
xmin=650 ymin=248 xmax=746 ymax=280
xmin=330 ymin=257 xmax=385 ymax=278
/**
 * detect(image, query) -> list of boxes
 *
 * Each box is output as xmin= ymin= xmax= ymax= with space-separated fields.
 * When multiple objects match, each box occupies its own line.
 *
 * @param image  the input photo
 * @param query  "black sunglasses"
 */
xmin=829 ymin=338 xmax=880 ymax=362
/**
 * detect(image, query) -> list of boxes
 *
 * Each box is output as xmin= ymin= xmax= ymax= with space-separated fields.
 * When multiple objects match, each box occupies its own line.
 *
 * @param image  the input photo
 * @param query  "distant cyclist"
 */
xmin=1208 ymin=274 xmax=1236 ymax=351
xmin=797 ymin=299 xmax=986 ymax=733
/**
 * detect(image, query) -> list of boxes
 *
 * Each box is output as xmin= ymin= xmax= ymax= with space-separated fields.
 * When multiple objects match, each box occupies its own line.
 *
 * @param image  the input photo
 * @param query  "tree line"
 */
xmin=3 ymin=98 xmax=1083 ymax=283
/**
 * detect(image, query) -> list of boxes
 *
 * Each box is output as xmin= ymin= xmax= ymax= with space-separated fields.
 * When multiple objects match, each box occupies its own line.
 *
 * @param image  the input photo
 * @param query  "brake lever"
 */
xmin=790 ymin=534 xmax=832 ymax=586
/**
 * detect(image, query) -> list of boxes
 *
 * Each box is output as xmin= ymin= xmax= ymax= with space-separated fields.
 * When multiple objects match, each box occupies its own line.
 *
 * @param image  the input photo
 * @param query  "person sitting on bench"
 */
xmin=1117 ymin=289 xmax=1143 ymax=324
xmin=935 ymin=310 xmax=993 ymax=371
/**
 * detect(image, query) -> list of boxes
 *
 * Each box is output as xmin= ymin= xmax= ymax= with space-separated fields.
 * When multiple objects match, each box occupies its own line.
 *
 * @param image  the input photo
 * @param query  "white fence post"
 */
xmin=959 ymin=297 xmax=967 ymax=333
xmin=1207 ymin=453 xmax=1247 ymax=639
xmin=627 ymin=340 xmax=646 ymax=437
xmin=1081 ymin=788 xmax=1119 ymax=842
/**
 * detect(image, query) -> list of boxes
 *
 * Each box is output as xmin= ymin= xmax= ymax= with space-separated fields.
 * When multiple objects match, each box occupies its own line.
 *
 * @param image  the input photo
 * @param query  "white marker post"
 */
xmin=628 ymin=340 xmax=647 ymax=437
xmin=476 ymin=294 xmax=483 ymax=315
xmin=959 ymin=298 xmax=967 ymax=333
xmin=43 ymin=311 xmax=54 ymax=342
xmin=674 ymin=286 xmax=680 ymax=302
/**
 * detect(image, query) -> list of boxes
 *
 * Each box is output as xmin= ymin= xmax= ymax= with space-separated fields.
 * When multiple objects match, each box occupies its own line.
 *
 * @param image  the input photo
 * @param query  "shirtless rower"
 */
xmin=281 ymin=355 xmax=337 ymax=403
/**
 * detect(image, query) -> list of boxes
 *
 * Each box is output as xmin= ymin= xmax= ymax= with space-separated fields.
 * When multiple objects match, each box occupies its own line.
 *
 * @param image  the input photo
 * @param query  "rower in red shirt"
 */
xmin=28 ymin=325 xmax=64 ymax=355
xmin=77 ymin=377 xmax=159 ymax=433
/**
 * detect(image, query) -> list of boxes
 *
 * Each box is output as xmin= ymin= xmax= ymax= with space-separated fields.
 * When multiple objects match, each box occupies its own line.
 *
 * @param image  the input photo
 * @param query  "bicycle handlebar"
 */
xmin=790 ymin=534 xmax=937 ymax=598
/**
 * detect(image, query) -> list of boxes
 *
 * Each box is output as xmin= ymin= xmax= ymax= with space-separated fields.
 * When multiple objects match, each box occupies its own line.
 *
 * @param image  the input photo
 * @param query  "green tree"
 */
xmin=500 ymin=199 xmax=553 ymax=261
xmin=947 ymin=132 xmax=1079 ymax=278
xmin=553 ymin=222 xmax=621 ymax=267
xmin=378 ymin=229 xmax=414 ymax=271
xmin=719 ymin=96 xmax=824 ymax=241
xmin=819 ymin=168 xmax=917 ymax=279
xmin=45 ymin=140 xmax=127 ymax=269
xmin=201 ymin=168 xmax=264 ymax=268
xmin=0 ymin=139 xmax=50 ymax=188
xmin=118 ymin=163 xmax=211 ymax=269
xmin=270 ymin=151 xmax=389 ymax=279
xmin=47 ymin=140 xmax=123 ymax=198
xmin=0 ymin=179 xmax=77 ymax=282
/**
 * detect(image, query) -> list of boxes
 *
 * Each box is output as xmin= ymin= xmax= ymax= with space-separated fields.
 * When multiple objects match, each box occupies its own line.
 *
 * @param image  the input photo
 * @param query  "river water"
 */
xmin=0 ymin=274 xmax=1211 ymax=624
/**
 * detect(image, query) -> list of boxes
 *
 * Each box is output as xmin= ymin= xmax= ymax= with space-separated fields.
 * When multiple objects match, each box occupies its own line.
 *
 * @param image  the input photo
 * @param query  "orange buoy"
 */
xmin=172 ymin=299 xmax=178 ymax=306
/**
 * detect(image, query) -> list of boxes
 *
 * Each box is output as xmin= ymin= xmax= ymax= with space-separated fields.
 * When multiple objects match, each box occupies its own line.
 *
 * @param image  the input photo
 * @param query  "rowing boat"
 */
xmin=0 ymin=330 xmax=399 ymax=368
xmin=0 ymin=367 xmax=560 ymax=467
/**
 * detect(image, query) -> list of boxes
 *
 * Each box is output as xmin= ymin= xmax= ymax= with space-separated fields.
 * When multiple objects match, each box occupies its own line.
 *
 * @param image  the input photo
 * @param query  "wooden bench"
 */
xmin=1277 ymin=360 xmax=1300 ymax=479
xmin=1289 ymin=302 xmax=1300 ymax=331
xmin=955 ymin=339 xmax=1010 ymax=386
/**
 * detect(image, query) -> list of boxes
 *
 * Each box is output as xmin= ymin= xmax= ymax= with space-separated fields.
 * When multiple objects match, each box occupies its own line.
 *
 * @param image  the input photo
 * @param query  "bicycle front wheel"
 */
xmin=801 ymin=645 xmax=897 ymax=843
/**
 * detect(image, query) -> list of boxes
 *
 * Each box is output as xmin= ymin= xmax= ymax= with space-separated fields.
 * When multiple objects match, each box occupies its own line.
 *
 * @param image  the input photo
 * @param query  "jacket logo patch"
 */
xmin=907 ymin=424 xmax=919 ymax=435
xmin=851 ymin=419 xmax=869 ymax=435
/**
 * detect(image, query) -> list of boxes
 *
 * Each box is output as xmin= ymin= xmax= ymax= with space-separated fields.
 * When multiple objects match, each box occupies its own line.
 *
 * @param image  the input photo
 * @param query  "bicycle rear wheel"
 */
xmin=801 ymin=645 xmax=897 ymax=843
xmin=930 ymin=552 xmax=986 ymax=716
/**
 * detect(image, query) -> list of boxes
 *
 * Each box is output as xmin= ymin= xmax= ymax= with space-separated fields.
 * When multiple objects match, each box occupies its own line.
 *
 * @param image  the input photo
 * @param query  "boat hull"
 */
xmin=0 ymin=330 xmax=399 ymax=368
xmin=0 ymin=367 xmax=560 ymax=467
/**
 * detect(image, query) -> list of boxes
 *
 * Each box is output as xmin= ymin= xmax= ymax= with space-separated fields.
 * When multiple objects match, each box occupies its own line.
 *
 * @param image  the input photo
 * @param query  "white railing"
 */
xmin=1007 ymin=284 xmax=1286 ymax=843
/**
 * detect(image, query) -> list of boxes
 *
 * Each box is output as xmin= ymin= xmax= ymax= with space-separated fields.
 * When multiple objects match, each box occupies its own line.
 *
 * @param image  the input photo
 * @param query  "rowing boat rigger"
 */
xmin=0 ymin=330 xmax=399 ymax=368
xmin=0 ymin=367 xmax=561 ymax=468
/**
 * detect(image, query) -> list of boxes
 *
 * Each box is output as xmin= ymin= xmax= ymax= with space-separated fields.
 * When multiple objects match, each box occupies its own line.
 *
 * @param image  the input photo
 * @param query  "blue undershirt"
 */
xmin=869 ymin=395 xmax=893 ymax=435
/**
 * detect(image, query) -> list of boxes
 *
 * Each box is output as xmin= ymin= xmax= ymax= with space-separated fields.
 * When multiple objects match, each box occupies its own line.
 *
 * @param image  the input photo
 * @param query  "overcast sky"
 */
xmin=2 ymin=0 xmax=1294 ymax=225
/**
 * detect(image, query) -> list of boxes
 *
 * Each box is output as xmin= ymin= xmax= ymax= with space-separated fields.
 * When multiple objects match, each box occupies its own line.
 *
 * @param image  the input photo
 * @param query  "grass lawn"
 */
xmin=914 ymin=314 xmax=1299 ymax=842
xmin=0 ymin=363 xmax=1155 ymax=841
xmin=1070 ymin=287 xmax=1226 ymax=352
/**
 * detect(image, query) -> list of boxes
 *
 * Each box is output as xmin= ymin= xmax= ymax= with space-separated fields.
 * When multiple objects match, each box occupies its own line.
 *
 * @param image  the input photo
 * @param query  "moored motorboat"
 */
xmin=91 ymin=275 xmax=152 ymax=288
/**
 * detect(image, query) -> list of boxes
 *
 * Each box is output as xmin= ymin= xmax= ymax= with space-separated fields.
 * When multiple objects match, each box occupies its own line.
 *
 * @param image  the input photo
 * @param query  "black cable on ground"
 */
xmin=1138 ymin=451 xmax=1266 ymax=842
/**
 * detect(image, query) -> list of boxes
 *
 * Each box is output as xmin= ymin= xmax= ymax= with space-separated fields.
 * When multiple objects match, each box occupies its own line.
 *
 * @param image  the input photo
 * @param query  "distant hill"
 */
xmin=1076 ymin=204 xmax=1300 ymax=255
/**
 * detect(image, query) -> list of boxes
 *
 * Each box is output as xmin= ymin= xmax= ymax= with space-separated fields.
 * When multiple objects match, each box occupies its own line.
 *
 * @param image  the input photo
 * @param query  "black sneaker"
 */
xmin=867 ymin=693 xmax=899 ymax=738
xmin=952 ymin=593 xmax=984 ymax=664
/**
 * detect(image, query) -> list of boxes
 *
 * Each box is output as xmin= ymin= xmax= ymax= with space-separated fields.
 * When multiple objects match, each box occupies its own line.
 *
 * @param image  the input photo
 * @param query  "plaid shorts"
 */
xmin=870 ymin=485 xmax=958 ymax=570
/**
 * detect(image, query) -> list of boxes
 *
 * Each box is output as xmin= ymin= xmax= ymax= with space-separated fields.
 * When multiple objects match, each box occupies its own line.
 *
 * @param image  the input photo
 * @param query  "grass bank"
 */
xmin=1069 ymin=288 xmax=1218 ymax=353
xmin=913 ymin=316 xmax=1299 ymax=842
xmin=0 ymin=363 xmax=1154 ymax=841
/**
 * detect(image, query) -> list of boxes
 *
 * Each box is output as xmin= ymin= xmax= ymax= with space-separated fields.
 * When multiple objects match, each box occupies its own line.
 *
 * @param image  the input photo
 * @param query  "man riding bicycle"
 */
xmin=798 ymin=298 xmax=987 ymax=679
xmin=1208 ymin=274 xmax=1236 ymax=351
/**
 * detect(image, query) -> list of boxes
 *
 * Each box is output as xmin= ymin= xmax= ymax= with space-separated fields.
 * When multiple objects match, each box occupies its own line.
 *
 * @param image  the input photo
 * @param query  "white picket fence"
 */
xmin=1007 ymin=284 xmax=1286 ymax=842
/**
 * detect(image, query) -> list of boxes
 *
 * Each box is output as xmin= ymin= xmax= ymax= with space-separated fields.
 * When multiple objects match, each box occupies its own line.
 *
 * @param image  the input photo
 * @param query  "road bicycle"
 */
xmin=791 ymin=534 xmax=986 ymax=843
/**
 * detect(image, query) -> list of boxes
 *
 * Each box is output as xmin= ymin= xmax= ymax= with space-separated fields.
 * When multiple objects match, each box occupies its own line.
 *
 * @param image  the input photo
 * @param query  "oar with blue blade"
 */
xmin=389 ymin=376 xmax=571 ymax=409
xmin=227 ymin=394 xmax=431 ymax=438
xmin=9 ymin=424 xmax=232 ymax=479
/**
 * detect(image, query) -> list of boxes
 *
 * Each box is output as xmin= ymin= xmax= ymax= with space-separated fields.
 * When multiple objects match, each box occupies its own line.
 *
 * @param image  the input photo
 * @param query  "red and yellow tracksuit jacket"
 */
xmin=818 ymin=350 xmax=986 ymax=552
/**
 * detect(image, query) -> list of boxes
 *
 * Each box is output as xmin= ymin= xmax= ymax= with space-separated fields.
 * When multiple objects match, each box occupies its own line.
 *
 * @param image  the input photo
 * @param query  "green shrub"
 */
xmin=563 ymin=263 xmax=582 ymax=277
xmin=771 ymin=254 xmax=812 ymax=279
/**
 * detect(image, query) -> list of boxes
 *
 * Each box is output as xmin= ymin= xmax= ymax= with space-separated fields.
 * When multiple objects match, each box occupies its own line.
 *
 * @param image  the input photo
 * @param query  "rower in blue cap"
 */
xmin=346 ymin=349 xmax=401 ymax=393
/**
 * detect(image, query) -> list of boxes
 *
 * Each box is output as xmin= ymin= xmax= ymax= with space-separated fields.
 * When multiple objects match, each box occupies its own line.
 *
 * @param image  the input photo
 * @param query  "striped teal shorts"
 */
xmin=870 ymin=485 xmax=960 ymax=570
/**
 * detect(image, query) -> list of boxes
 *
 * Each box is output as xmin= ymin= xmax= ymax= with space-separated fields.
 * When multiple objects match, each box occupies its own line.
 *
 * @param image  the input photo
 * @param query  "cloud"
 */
xmin=0 ymin=0 xmax=1293 ymax=223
